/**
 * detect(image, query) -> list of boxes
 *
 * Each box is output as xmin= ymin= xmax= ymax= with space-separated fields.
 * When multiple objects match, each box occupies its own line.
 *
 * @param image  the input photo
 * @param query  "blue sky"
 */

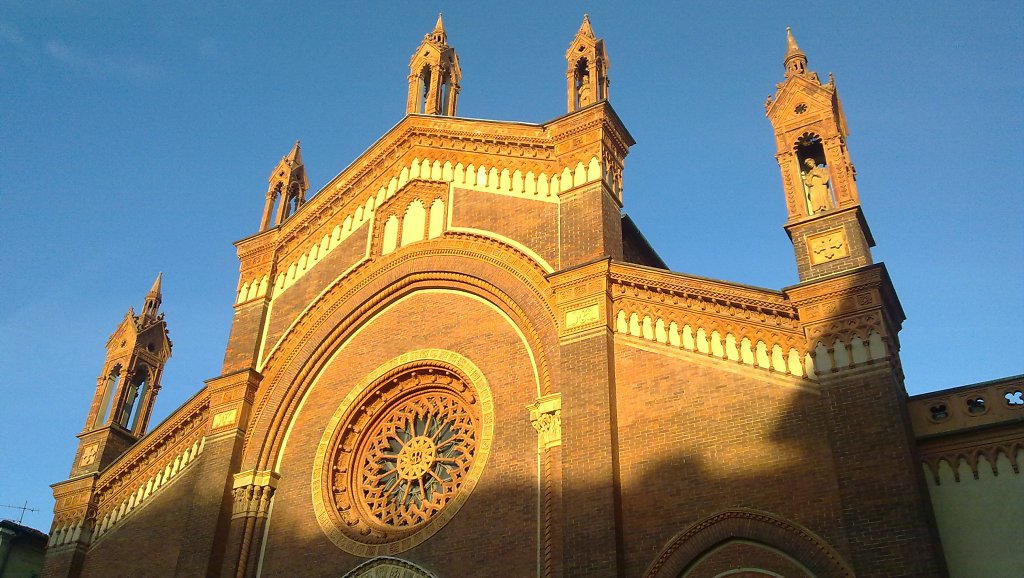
xmin=1 ymin=1 xmax=1021 ymax=532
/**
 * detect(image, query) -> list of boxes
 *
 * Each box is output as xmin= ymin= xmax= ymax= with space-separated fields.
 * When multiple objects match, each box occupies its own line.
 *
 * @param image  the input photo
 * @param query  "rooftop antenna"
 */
xmin=0 ymin=501 xmax=39 ymax=524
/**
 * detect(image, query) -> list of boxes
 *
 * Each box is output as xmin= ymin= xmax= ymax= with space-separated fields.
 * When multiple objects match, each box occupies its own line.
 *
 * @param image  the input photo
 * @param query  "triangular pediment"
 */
xmin=105 ymin=312 xmax=137 ymax=351
xmin=767 ymin=74 xmax=836 ymax=123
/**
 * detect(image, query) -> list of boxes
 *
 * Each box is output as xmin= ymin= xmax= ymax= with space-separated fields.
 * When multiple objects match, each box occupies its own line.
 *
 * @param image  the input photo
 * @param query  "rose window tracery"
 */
xmin=359 ymin=391 xmax=475 ymax=527
xmin=314 ymin=353 xmax=492 ymax=557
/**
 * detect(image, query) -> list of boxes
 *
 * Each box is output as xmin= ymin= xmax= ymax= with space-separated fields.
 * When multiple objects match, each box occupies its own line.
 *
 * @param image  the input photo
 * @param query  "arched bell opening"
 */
xmin=117 ymin=368 xmax=149 ymax=431
xmin=416 ymin=65 xmax=432 ymax=114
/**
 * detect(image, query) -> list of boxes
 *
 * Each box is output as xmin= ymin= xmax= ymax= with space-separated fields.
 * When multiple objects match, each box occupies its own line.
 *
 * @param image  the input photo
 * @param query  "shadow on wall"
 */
xmin=243 ymin=374 xmax=867 ymax=578
xmin=68 ymin=368 xmax=938 ymax=578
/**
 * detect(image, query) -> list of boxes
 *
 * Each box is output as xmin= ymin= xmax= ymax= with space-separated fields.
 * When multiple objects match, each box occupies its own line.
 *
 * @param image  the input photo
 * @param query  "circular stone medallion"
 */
xmin=313 ymin=351 xmax=493 ymax=557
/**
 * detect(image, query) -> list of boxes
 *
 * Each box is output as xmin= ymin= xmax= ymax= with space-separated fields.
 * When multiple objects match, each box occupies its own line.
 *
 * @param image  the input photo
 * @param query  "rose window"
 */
xmin=314 ymin=356 xmax=491 ymax=556
xmin=358 ymin=391 xmax=475 ymax=527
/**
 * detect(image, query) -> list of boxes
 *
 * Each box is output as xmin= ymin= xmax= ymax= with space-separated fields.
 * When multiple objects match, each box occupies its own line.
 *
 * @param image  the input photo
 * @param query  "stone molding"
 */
xmin=910 ymin=375 xmax=1024 ymax=484
xmin=246 ymin=235 xmax=559 ymax=467
xmin=909 ymin=375 xmax=1024 ymax=438
xmin=342 ymin=556 xmax=439 ymax=578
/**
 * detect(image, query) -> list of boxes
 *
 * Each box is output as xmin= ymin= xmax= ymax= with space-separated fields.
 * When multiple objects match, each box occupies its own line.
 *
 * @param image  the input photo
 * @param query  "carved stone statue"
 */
xmin=802 ymin=157 xmax=832 ymax=214
xmin=577 ymin=74 xmax=593 ymax=107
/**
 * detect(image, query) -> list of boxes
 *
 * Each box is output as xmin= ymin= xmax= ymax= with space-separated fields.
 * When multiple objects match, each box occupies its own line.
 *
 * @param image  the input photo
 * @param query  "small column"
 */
xmin=224 ymin=470 xmax=280 ymax=578
xmin=527 ymin=394 xmax=564 ymax=578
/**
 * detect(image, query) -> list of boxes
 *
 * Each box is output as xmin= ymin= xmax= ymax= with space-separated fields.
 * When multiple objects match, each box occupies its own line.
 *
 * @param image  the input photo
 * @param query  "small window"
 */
xmin=966 ymin=397 xmax=986 ymax=415
xmin=1005 ymin=390 xmax=1023 ymax=407
xmin=928 ymin=404 xmax=949 ymax=422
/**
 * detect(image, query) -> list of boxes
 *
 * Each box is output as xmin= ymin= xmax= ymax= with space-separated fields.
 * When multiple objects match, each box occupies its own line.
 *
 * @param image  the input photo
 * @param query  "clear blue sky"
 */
xmin=1 ymin=1 xmax=1021 ymax=532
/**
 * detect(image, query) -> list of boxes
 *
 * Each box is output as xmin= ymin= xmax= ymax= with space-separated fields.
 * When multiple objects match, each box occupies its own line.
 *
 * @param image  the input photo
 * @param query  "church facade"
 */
xmin=43 ymin=17 xmax=1023 ymax=578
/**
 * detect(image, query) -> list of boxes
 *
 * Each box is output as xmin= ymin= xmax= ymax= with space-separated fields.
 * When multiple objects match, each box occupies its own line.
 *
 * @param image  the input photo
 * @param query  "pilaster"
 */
xmin=41 ymin=476 xmax=97 ymax=578
xmin=172 ymin=369 xmax=261 ymax=578
xmin=549 ymin=258 xmax=622 ymax=577
xmin=548 ymin=102 xmax=633 ymax=268
xmin=224 ymin=229 xmax=278 ymax=373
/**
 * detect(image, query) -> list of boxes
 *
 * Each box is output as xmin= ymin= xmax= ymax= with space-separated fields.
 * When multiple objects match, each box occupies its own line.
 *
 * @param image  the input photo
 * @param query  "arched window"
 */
xmin=117 ymin=370 xmax=147 ymax=429
xmin=439 ymin=73 xmax=451 ymax=115
xmin=128 ymin=374 xmax=150 ymax=432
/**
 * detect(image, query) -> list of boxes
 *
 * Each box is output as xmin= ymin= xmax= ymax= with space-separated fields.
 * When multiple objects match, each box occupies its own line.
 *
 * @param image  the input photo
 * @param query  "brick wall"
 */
xmin=262 ymin=222 xmax=370 ymax=354
xmin=612 ymin=340 xmax=851 ymax=576
xmin=78 ymin=462 xmax=200 ymax=577
xmin=450 ymin=187 xmax=559 ymax=268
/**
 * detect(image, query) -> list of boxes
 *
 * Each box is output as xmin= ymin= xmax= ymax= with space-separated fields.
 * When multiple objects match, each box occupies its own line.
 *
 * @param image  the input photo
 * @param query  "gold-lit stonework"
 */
xmin=564 ymin=304 xmax=600 ymax=330
xmin=79 ymin=444 xmax=98 ymax=466
xmin=212 ymin=408 xmax=238 ymax=429
xmin=807 ymin=228 xmax=850 ymax=264
xmin=313 ymin=350 xmax=493 ymax=557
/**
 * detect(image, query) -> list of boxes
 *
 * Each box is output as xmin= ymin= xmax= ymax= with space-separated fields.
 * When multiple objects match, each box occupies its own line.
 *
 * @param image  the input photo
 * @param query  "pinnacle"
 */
xmin=578 ymin=14 xmax=595 ymax=38
xmin=285 ymin=140 xmax=303 ymax=165
xmin=430 ymin=13 xmax=448 ymax=44
xmin=148 ymin=272 xmax=163 ymax=297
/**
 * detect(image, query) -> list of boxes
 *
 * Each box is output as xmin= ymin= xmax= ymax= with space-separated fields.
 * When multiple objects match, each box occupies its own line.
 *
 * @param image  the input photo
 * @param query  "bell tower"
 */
xmin=566 ymin=14 xmax=610 ymax=112
xmin=766 ymin=28 xmax=874 ymax=282
xmin=259 ymin=141 xmax=309 ymax=232
xmin=406 ymin=14 xmax=461 ymax=116
xmin=71 ymin=274 xmax=172 ymax=477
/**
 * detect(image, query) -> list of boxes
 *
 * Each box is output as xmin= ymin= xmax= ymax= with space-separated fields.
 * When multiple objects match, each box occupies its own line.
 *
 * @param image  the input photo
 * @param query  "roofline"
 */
xmin=909 ymin=373 xmax=1024 ymax=400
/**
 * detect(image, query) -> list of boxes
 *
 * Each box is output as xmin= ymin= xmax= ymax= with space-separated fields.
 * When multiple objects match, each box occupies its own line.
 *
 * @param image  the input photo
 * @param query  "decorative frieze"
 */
xmin=241 ymin=153 xmax=604 ymax=306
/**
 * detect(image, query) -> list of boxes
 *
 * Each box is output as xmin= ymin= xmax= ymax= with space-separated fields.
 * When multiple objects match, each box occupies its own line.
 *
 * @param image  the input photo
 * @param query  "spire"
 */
xmin=142 ymin=272 xmax=162 ymax=320
xmin=148 ymin=272 xmax=163 ymax=298
xmin=285 ymin=140 xmax=302 ymax=165
xmin=784 ymin=27 xmax=808 ymax=78
xmin=766 ymin=30 xmax=873 ymax=282
xmin=430 ymin=13 xmax=447 ymax=45
xmin=578 ymin=14 xmax=595 ymax=39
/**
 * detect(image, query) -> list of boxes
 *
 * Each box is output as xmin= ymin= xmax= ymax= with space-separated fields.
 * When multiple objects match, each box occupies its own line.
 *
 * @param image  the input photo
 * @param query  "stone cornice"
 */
xmin=610 ymin=262 xmax=798 ymax=324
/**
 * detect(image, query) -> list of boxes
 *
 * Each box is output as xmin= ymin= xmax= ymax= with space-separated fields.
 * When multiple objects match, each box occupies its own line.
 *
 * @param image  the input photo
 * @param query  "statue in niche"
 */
xmin=577 ymin=73 xmax=593 ymax=107
xmin=802 ymin=157 xmax=832 ymax=214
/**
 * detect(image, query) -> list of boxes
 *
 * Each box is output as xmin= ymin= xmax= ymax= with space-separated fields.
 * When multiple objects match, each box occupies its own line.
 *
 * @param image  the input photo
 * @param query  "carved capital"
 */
xmin=231 ymin=469 xmax=280 ymax=519
xmin=526 ymin=393 xmax=562 ymax=450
